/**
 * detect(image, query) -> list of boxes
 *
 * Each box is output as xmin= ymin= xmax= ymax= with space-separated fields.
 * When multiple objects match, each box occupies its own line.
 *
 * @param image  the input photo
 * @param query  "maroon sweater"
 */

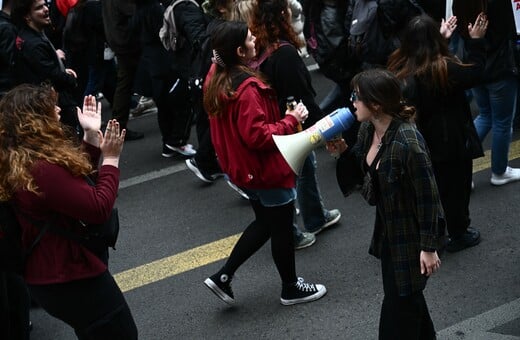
xmin=13 ymin=143 xmax=120 ymax=285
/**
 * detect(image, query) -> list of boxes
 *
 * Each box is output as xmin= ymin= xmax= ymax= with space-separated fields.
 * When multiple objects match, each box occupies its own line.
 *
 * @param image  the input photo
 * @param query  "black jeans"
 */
xmin=193 ymin=106 xmax=220 ymax=172
xmin=29 ymin=271 xmax=137 ymax=340
xmin=379 ymin=242 xmax=435 ymax=340
xmin=0 ymin=271 xmax=31 ymax=340
xmin=432 ymin=157 xmax=473 ymax=238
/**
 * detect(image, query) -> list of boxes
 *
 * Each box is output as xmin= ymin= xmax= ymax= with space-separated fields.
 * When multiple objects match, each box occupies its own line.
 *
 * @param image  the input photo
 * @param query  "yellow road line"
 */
xmin=114 ymin=139 xmax=520 ymax=293
xmin=115 ymin=234 xmax=241 ymax=292
xmin=473 ymin=139 xmax=520 ymax=173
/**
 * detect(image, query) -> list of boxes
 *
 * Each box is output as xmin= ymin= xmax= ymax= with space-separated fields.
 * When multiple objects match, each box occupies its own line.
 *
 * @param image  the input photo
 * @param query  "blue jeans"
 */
xmin=472 ymin=75 xmax=518 ymax=174
xmin=296 ymin=152 xmax=327 ymax=231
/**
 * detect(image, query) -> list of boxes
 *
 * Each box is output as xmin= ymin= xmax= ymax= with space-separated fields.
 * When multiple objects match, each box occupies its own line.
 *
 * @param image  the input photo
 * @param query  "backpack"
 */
xmin=159 ymin=0 xmax=200 ymax=52
xmin=347 ymin=0 xmax=398 ymax=66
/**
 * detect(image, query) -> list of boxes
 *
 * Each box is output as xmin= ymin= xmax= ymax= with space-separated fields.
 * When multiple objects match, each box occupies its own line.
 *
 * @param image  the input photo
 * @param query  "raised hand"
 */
xmin=99 ymin=119 xmax=126 ymax=168
xmin=440 ymin=16 xmax=457 ymax=39
xmin=468 ymin=12 xmax=488 ymax=39
xmin=78 ymin=95 xmax=102 ymax=132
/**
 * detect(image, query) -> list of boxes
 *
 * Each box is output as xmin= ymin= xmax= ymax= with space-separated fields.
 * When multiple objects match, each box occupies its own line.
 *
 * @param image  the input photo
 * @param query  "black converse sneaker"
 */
xmin=204 ymin=273 xmax=235 ymax=305
xmin=280 ymin=277 xmax=327 ymax=306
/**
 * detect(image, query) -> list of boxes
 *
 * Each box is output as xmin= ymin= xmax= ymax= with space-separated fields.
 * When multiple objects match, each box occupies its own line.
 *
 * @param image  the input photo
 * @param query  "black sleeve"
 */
xmin=25 ymin=42 xmax=77 ymax=90
xmin=175 ymin=2 xmax=208 ymax=51
xmin=449 ymin=38 xmax=486 ymax=91
xmin=0 ymin=24 xmax=16 ymax=67
xmin=265 ymin=45 xmax=324 ymax=128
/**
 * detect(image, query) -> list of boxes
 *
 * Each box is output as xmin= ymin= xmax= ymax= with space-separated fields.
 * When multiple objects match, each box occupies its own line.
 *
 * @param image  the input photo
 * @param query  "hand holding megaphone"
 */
xmin=286 ymin=101 xmax=308 ymax=123
xmin=273 ymin=107 xmax=356 ymax=174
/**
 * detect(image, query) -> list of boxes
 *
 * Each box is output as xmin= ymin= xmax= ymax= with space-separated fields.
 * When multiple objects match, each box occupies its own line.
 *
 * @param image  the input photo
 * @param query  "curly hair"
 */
xmin=0 ymin=84 xmax=93 ymax=200
xmin=249 ymin=0 xmax=303 ymax=54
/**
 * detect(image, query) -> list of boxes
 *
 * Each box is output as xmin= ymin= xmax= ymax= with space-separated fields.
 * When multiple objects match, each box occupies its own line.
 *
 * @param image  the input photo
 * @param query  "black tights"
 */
xmin=219 ymin=200 xmax=297 ymax=284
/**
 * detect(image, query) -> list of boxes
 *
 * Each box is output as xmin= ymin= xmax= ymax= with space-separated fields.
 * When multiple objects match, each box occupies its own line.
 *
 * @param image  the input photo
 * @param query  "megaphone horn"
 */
xmin=273 ymin=107 xmax=355 ymax=174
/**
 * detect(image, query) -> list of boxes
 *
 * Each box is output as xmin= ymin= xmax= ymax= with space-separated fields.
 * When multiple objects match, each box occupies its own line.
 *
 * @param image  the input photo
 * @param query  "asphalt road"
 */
xmin=29 ymin=63 xmax=520 ymax=340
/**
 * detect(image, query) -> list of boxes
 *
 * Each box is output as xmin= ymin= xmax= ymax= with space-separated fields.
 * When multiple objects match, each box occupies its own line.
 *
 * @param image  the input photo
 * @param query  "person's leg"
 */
xmin=0 ymin=272 xmax=31 ymax=340
xmin=111 ymin=53 xmax=140 ymax=130
xmin=297 ymin=152 xmax=341 ymax=234
xmin=472 ymin=85 xmax=493 ymax=142
xmin=167 ymin=78 xmax=195 ymax=147
xmin=29 ymin=271 xmax=137 ymax=340
xmin=379 ymin=242 xmax=436 ymax=340
xmin=486 ymin=76 xmax=518 ymax=175
xmin=297 ymin=152 xmax=326 ymax=230
xmin=318 ymin=83 xmax=344 ymax=113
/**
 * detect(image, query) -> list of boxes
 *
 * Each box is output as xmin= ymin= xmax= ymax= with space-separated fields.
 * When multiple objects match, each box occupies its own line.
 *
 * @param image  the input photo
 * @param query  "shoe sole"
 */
xmin=162 ymin=152 xmax=176 ymax=158
xmin=204 ymin=278 xmax=235 ymax=305
xmin=186 ymin=159 xmax=214 ymax=183
xmin=309 ymin=212 xmax=342 ymax=235
xmin=280 ymin=285 xmax=327 ymax=306
xmin=294 ymin=236 xmax=316 ymax=250
xmin=446 ymin=237 xmax=481 ymax=253
xmin=165 ymin=144 xmax=197 ymax=157
xmin=490 ymin=178 xmax=520 ymax=186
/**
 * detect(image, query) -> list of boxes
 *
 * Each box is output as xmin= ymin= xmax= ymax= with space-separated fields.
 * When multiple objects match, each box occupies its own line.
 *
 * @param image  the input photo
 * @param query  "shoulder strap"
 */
xmin=249 ymin=41 xmax=292 ymax=71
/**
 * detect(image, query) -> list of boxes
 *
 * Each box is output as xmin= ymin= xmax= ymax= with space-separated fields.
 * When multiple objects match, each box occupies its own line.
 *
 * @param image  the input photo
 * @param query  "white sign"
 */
xmin=512 ymin=0 xmax=520 ymax=34
xmin=446 ymin=0 xmax=453 ymax=19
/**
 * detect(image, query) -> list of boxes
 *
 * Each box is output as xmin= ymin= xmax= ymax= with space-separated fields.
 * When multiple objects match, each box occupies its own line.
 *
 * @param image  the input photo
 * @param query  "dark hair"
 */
xmin=11 ymin=0 xmax=34 ymax=27
xmin=250 ymin=0 xmax=303 ymax=53
xmin=203 ymin=21 xmax=258 ymax=117
xmin=351 ymin=69 xmax=415 ymax=121
xmin=387 ymin=14 xmax=462 ymax=92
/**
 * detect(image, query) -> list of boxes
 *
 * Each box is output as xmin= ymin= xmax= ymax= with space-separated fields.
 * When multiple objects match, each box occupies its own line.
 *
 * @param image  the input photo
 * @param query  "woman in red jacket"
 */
xmin=202 ymin=20 xmax=326 ymax=306
xmin=0 ymin=84 xmax=137 ymax=339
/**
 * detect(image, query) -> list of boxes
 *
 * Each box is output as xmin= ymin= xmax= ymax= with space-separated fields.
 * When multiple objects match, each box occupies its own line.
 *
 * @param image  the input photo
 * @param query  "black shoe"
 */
xmin=280 ymin=277 xmax=327 ymax=306
xmin=186 ymin=158 xmax=224 ymax=183
xmin=446 ymin=228 xmax=481 ymax=253
xmin=204 ymin=273 xmax=234 ymax=305
xmin=124 ymin=129 xmax=144 ymax=141
xmin=162 ymin=144 xmax=177 ymax=158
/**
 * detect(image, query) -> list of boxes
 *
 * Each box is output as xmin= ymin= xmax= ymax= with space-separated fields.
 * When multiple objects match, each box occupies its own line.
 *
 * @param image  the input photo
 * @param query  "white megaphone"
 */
xmin=273 ymin=107 xmax=356 ymax=174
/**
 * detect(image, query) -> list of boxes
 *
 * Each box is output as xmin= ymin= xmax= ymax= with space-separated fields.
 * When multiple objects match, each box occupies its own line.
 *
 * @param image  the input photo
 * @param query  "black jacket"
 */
xmin=0 ymin=11 xmax=17 ymax=95
xmin=260 ymin=43 xmax=324 ymax=129
xmin=102 ymin=0 xmax=140 ymax=56
xmin=403 ymin=39 xmax=486 ymax=162
xmin=170 ymin=1 xmax=209 ymax=80
xmin=15 ymin=26 xmax=77 ymax=107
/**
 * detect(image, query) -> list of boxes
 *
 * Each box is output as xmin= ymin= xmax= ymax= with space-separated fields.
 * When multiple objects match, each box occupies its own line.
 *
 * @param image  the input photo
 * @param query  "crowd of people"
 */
xmin=0 ymin=0 xmax=519 ymax=339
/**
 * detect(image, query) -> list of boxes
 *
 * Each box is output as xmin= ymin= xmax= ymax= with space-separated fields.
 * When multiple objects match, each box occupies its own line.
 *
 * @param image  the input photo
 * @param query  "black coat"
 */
xmin=15 ymin=26 xmax=77 ymax=107
xmin=403 ymin=39 xmax=486 ymax=162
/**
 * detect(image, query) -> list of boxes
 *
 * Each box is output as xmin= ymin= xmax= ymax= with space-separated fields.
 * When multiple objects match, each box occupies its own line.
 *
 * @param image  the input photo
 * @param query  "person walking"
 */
xmin=387 ymin=14 xmax=487 ymax=252
xmin=249 ymin=0 xmax=342 ymax=245
xmin=203 ymin=21 xmax=327 ymax=306
xmin=328 ymin=69 xmax=443 ymax=339
xmin=453 ymin=0 xmax=520 ymax=186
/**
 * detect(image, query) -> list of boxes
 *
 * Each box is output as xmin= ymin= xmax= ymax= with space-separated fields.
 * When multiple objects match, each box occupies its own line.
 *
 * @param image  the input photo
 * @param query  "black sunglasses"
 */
xmin=350 ymin=90 xmax=360 ymax=103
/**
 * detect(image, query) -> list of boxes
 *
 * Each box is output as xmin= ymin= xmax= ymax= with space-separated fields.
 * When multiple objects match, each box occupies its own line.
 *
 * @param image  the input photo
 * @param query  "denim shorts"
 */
xmin=242 ymin=187 xmax=297 ymax=207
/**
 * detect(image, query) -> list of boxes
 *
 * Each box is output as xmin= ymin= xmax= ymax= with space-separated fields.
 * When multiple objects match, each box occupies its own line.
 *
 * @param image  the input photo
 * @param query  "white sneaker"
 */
xmin=165 ymin=143 xmax=196 ymax=157
xmin=490 ymin=166 xmax=520 ymax=186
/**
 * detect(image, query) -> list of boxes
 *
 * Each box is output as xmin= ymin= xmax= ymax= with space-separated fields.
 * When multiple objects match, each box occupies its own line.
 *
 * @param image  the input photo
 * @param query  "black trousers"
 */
xmin=0 ymin=271 xmax=31 ymax=340
xmin=29 ymin=270 xmax=137 ymax=340
xmin=432 ymin=157 xmax=473 ymax=238
xmin=221 ymin=200 xmax=297 ymax=284
xmin=193 ymin=105 xmax=220 ymax=173
xmin=379 ymin=242 xmax=435 ymax=340
xmin=112 ymin=53 xmax=140 ymax=129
